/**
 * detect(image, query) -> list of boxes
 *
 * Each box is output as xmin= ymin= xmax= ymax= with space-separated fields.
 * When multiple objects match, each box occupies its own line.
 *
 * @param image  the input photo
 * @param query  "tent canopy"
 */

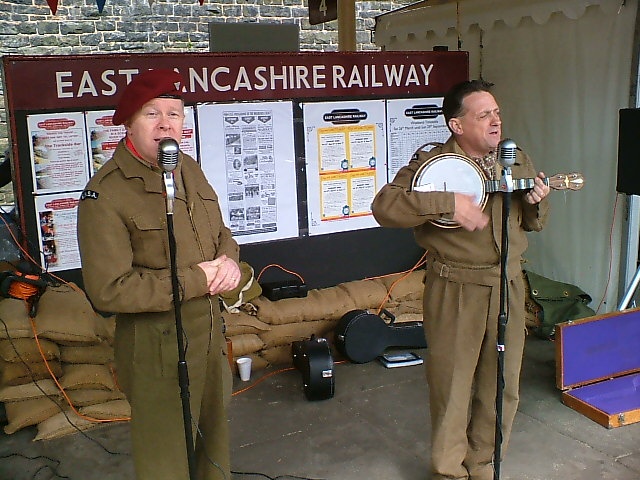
xmin=376 ymin=0 xmax=625 ymax=40
xmin=374 ymin=0 xmax=639 ymax=313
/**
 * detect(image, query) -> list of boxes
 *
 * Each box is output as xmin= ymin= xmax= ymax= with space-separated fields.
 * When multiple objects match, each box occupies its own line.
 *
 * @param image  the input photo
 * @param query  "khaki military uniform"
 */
xmin=372 ymin=137 xmax=549 ymax=480
xmin=77 ymin=141 xmax=239 ymax=480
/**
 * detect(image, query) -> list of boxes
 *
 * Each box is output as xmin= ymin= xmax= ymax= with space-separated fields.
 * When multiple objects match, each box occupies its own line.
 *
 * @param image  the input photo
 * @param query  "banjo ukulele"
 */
xmin=410 ymin=152 xmax=584 ymax=228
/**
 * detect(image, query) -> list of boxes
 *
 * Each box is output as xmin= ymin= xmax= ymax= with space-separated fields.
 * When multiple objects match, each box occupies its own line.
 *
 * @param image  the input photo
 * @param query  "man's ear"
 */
xmin=449 ymin=118 xmax=463 ymax=135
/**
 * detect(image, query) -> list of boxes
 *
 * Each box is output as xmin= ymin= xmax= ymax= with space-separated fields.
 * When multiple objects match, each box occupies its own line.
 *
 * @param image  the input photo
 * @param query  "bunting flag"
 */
xmin=42 ymin=0 xmax=208 ymax=14
xmin=46 ymin=0 xmax=58 ymax=14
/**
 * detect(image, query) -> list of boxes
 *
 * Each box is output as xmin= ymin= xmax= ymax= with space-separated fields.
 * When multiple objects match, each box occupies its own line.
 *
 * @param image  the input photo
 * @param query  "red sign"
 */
xmin=2 ymin=51 xmax=469 ymax=111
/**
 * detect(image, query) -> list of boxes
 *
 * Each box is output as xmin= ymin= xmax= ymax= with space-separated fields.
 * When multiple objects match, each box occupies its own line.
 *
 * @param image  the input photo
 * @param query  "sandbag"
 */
xmin=34 ymin=284 xmax=102 ymax=346
xmin=0 ymin=379 xmax=59 ymax=402
xmin=59 ymin=364 xmax=117 ymax=391
xmin=259 ymin=319 xmax=337 ymax=348
xmin=59 ymin=341 xmax=114 ymax=364
xmin=227 ymin=334 xmax=265 ymax=357
xmin=0 ymin=338 xmax=60 ymax=363
xmin=259 ymin=345 xmax=294 ymax=367
xmin=222 ymin=311 xmax=271 ymax=336
xmin=0 ymin=298 xmax=32 ymax=339
xmin=66 ymin=388 xmax=127 ymax=407
xmin=377 ymin=270 xmax=425 ymax=301
xmin=336 ymin=278 xmax=388 ymax=310
xmin=0 ymin=358 xmax=61 ymax=386
xmin=4 ymin=395 xmax=63 ymax=434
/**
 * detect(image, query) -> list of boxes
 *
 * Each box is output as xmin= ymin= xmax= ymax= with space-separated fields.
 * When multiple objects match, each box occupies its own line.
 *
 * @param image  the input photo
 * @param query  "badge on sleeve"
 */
xmin=80 ymin=190 xmax=99 ymax=200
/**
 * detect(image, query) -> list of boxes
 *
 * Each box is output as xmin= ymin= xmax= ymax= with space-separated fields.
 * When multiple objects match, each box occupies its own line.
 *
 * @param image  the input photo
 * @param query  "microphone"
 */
xmin=497 ymin=138 xmax=517 ymax=168
xmin=157 ymin=137 xmax=180 ymax=172
xmin=497 ymin=138 xmax=516 ymax=193
xmin=157 ymin=138 xmax=179 ymax=213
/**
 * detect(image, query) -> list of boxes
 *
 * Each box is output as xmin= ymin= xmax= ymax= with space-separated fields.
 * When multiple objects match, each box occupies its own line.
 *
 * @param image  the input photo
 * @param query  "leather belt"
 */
xmin=428 ymin=256 xmax=521 ymax=287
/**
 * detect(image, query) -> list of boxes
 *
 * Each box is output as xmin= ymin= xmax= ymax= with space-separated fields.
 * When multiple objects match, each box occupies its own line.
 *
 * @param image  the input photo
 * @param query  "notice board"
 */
xmin=2 ymin=51 xmax=468 ymax=289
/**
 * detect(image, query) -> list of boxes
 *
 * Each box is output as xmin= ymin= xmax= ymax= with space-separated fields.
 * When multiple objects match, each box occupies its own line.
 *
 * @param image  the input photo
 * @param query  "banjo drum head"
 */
xmin=411 ymin=153 xmax=487 ymax=228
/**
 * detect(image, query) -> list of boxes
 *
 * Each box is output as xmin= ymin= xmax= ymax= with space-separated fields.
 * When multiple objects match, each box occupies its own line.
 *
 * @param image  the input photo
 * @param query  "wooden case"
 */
xmin=555 ymin=308 xmax=640 ymax=428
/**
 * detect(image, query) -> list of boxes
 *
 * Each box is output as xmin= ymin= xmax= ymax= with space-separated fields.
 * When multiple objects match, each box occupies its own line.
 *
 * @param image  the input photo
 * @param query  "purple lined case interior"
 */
xmin=560 ymin=309 xmax=640 ymax=387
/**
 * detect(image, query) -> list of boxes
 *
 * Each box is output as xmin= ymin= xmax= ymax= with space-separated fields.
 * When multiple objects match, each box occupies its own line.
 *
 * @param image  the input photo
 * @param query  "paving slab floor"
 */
xmin=1 ymin=335 xmax=639 ymax=480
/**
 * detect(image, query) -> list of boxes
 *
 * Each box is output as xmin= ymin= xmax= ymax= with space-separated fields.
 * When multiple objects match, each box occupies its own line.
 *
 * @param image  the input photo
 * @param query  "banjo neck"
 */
xmin=485 ymin=172 xmax=584 ymax=193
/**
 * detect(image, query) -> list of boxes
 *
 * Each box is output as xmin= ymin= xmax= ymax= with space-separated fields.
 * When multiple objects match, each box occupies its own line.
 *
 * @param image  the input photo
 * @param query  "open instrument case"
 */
xmin=555 ymin=308 xmax=640 ymax=428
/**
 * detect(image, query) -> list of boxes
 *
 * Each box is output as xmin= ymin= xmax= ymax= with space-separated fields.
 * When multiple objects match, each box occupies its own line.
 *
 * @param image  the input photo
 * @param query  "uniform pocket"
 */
xmin=130 ymin=212 xmax=168 ymax=268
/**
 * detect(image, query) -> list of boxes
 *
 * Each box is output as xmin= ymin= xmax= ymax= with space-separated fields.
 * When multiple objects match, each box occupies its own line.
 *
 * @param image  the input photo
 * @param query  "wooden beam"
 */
xmin=338 ymin=0 xmax=357 ymax=51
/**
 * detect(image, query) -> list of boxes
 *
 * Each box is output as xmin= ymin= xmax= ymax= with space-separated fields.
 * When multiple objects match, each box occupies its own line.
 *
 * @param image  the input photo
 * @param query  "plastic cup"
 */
xmin=236 ymin=357 xmax=252 ymax=381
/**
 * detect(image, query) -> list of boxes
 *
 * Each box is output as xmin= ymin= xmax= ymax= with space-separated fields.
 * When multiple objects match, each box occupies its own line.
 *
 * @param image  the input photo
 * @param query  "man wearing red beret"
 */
xmin=77 ymin=68 xmax=241 ymax=480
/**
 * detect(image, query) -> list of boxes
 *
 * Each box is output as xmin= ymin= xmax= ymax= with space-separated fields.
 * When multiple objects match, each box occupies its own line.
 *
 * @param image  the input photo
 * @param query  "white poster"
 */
xmin=180 ymin=106 xmax=198 ymax=160
xmin=34 ymin=192 xmax=82 ymax=272
xmin=302 ymin=99 xmax=387 ymax=236
xmin=85 ymin=110 xmax=126 ymax=174
xmin=27 ymin=112 xmax=90 ymax=194
xmin=196 ymin=101 xmax=298 ymax=244
xmin=85 ymin=106 xmax=197 ymax=176
xmin=385 ymin=97 xmax=449 ymax=180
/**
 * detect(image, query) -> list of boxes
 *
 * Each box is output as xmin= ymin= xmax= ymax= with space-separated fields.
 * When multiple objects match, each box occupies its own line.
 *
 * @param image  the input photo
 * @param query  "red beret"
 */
xmin=112 ymin=69 xmax=184 ymax=125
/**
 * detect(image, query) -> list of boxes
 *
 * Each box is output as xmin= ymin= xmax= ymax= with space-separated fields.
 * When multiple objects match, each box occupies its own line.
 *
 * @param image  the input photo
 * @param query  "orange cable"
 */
xmin=231 ymin=360 xmax=348 ymax=397
xmin=232 ymin=366 xmax=296 ymax=396
xmin=365 ymin=251 xmax=427 ymax=316
xmin=28 ymin=315 xmax=131 ymax=424
xmin=0 ymin=213 xmax=82 ymax=294
xmin=6 ymin=277 xmax=131 ymax=424
xmin=256 ymin=263 xmax=305 ymax=284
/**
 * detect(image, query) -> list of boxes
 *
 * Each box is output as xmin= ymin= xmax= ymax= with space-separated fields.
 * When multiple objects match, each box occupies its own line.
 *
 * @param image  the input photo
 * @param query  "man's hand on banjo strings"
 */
xmin=453 ymin=193 xmax=490 ymax=231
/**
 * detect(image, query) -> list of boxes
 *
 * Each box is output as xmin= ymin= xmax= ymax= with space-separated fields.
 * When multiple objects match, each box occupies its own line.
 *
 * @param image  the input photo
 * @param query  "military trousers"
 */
xmin=423 ymin=260 xmax=526 ymax=480
xmin=115 ymin=297 xmax=233 ymax=480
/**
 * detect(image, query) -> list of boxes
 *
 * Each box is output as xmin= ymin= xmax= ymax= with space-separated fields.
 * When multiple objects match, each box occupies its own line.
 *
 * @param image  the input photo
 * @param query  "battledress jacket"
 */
xmin=371 ymin=136 xmax=550 ymax=277
xmin=77 ymin=140 xmax=239 ymax=313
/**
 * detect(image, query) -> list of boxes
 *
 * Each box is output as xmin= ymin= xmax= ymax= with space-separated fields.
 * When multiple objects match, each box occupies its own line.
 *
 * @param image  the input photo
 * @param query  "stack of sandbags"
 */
xmin=0 ymin=283 xmax=129 ymax=441
xmin=223 ymin=270 xmax=425 ymax=369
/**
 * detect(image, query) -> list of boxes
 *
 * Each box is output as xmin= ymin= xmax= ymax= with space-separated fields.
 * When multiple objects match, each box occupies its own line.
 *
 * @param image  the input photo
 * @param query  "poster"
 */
xmin=85 ymin=110 xmax=126 ymax=174
xmin=27 ymin=112 xmax=90 ymax=194
xmin=34 ymin=192 xmax=82 ymax=272
xmin=385 ymin=97 xmax=449 ymax=180
xmin=197 ymin=101 xmax=299 ymax=244
xmin=85 ymin=106 xmax=197 ymax=175
xmin=302 ymin=99 xmax=387 ymax=236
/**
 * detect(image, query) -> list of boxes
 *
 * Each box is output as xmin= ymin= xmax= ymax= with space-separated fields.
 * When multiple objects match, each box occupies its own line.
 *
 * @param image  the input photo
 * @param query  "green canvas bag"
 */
xmin=523 ymin=270 xmax=596 ymax=339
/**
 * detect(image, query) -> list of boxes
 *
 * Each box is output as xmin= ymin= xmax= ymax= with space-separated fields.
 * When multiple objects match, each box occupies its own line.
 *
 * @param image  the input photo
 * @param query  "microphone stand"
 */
xmin=163 ymin=170 xmax=197 ymax=480
xmin=493 ymin=164 xmax=513 ymax=480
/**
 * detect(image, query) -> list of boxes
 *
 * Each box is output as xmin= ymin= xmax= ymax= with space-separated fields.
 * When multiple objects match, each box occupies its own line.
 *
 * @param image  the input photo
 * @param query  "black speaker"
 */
xmin=617 ymin=108 xmax=640 ymax=195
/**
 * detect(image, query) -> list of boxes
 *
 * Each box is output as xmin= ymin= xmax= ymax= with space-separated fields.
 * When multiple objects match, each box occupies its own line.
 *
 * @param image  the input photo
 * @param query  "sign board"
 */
xmin=309 ymin=0 xmax=338 ymax=25
xmin=2 ymin=51 xmax=468 ymax=287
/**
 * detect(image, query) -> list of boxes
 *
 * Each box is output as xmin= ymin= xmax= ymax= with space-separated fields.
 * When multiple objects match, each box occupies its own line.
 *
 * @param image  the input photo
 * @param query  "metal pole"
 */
xmin=494 ymin=166 xmax=513 ymax=480
xmin=164 ymin=177 xmax=197 ymax=480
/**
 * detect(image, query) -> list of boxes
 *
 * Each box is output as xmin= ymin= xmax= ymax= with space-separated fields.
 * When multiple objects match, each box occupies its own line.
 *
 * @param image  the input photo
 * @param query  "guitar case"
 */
xmin=292 ymin=335 xmax=335 ymax=401
xmin=335 ymin=309 xmax=427 ymax=364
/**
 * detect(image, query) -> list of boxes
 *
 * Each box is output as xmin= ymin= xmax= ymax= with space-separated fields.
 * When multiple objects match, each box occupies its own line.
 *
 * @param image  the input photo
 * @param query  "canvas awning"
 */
xmin=375 ymin=0 xmax=625 ymax=40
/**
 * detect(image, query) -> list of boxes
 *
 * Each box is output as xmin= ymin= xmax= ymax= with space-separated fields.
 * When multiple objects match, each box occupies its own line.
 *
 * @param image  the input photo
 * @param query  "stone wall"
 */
xmin=0 ymin=0 xmax=414 ymax=156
